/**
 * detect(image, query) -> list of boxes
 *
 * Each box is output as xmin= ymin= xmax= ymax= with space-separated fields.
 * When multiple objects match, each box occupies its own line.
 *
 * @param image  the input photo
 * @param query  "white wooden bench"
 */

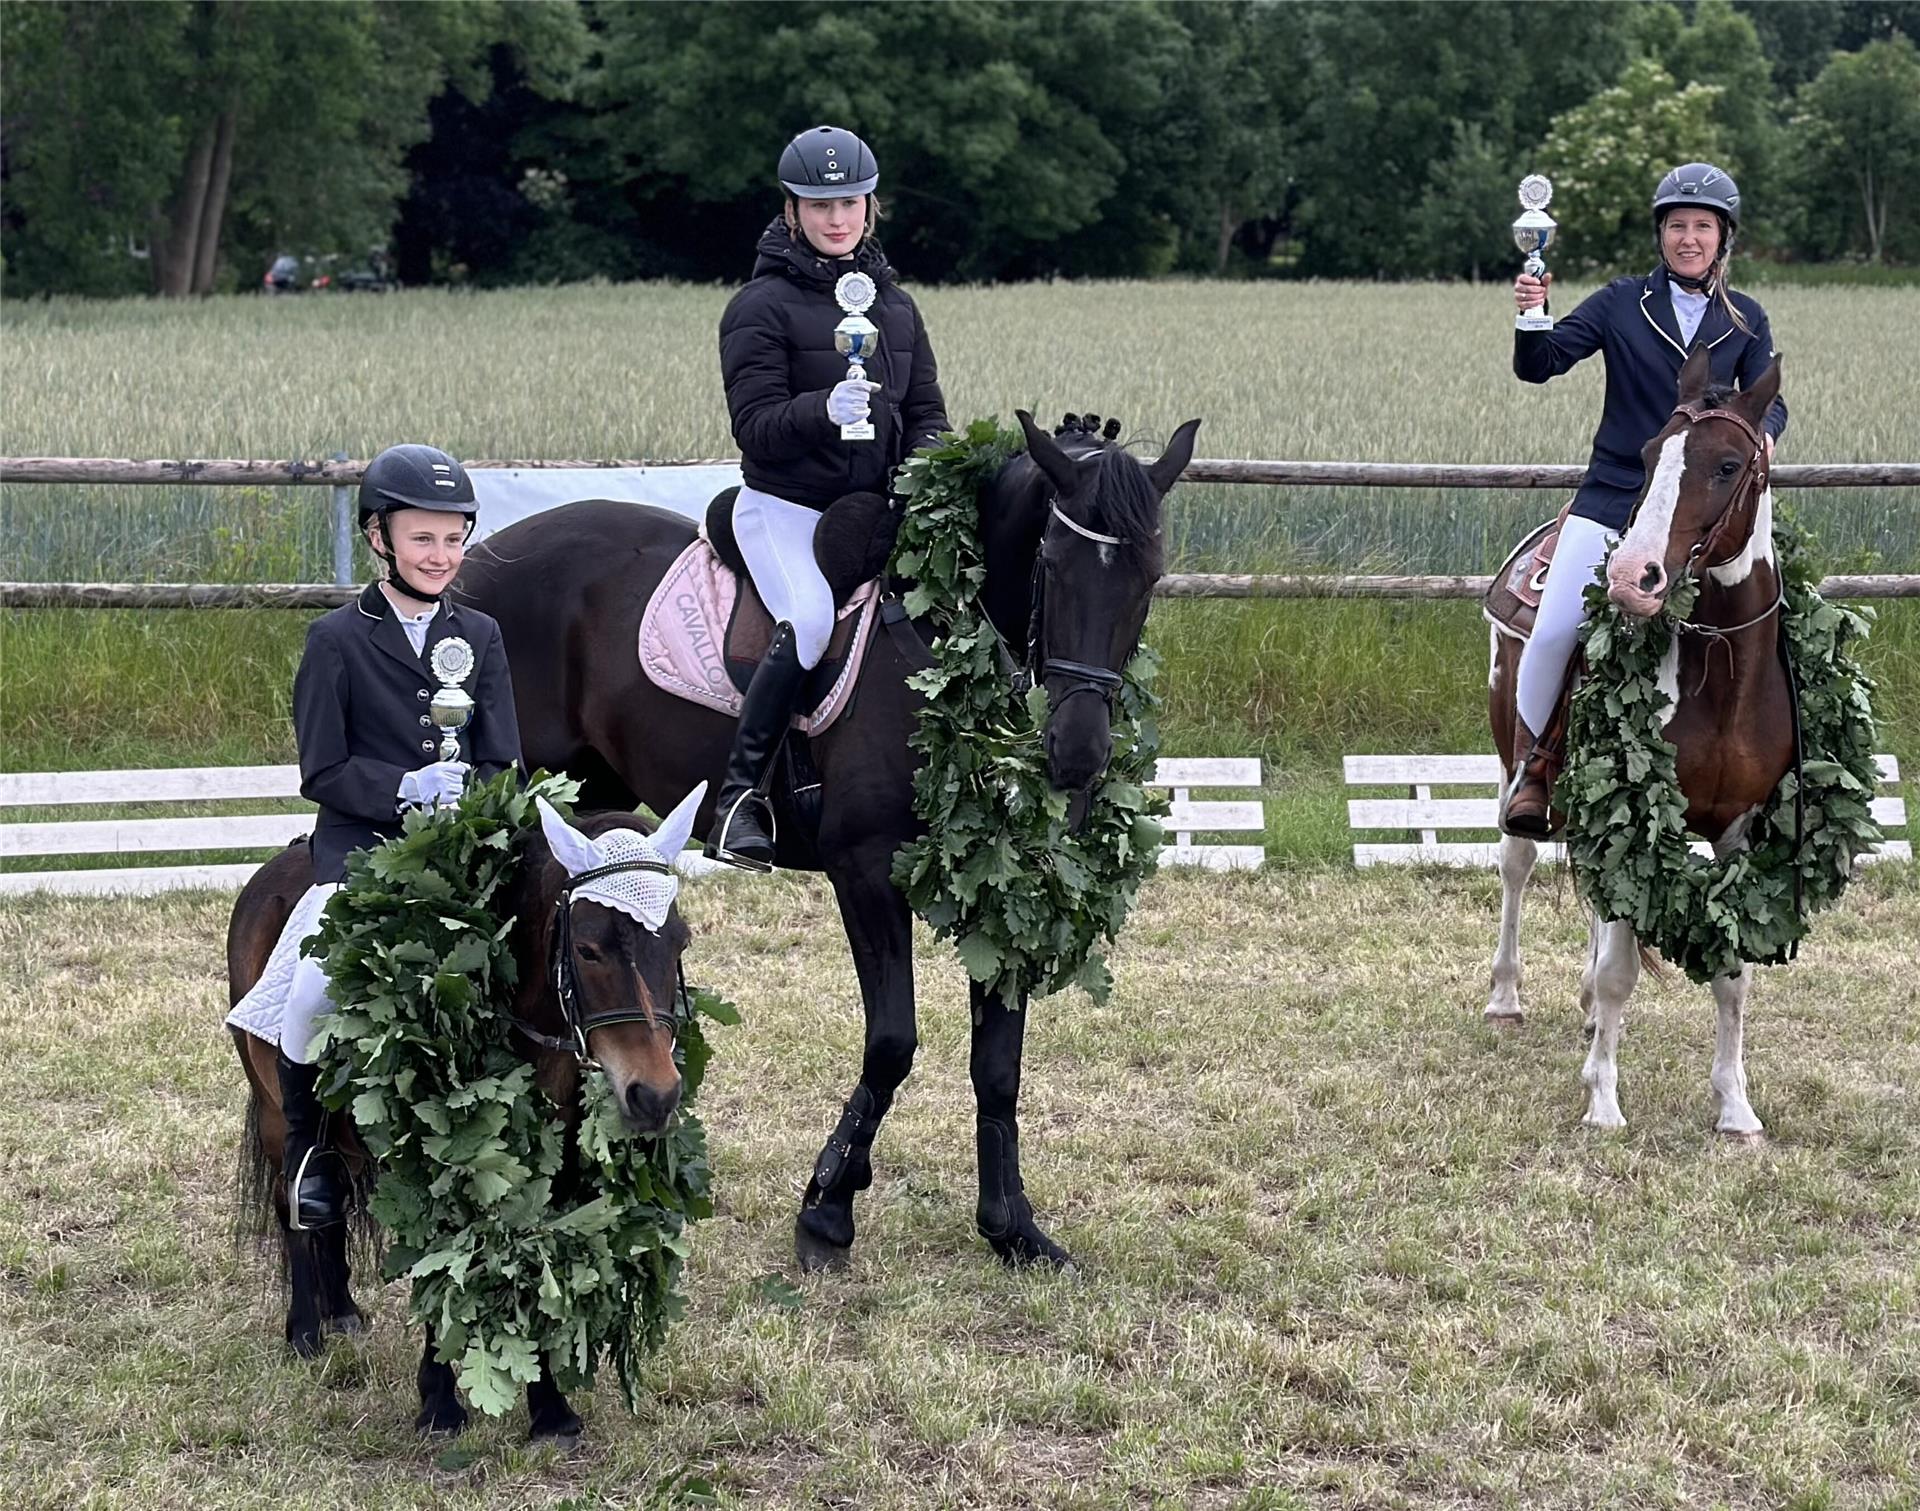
xmin=0 ymin=756 xmax=1268 ymax=894
xmin=1149 ymin=757 xmax=1265 ymax=870
xmin=1343 ymin=753 xmax=1911 ymax=867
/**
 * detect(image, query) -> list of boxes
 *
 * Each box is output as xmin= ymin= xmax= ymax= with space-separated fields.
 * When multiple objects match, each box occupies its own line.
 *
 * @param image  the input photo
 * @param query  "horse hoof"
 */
xmin=794 ymin=1219 xmax=852 ymax=1274
xmin=1719 ymin=1128 xmax=1766 ymax=1146
xmin=530 ymin=1422 xmax=583 ymax=1452
xmin=1483 ymin=1010 xmax=1525 ymax=1030
xmin=986 ymin=1227 xmax=1075 ymax=1271
xmin=287 ymin=1327 xmax=323 ymax=1360
xmin=415 ymin=1404 xmax=469 ymax=1438
xmin=325 ymin=1309 xmax=367 ymax=1338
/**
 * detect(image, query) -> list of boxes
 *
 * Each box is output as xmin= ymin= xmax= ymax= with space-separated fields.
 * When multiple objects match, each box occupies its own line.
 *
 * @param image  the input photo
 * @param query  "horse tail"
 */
xmin=232 ymin=1078 xmax=278 ymax=1258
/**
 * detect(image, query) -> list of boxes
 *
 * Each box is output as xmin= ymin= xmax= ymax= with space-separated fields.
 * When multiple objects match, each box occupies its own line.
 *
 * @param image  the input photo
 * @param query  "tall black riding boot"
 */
xmin=705 ymin=621 xmax=807 ymax=871
xmin=278 ymin=1051 xmax=347 ymax=1232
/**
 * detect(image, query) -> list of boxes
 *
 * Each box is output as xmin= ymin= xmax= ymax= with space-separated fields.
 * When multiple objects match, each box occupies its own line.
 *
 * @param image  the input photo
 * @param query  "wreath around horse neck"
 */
xmin=886 ymin=417 xmax=1168 ymax=1009
xmin=309 ymin=769 xmax=738 ymax=1417
xmin=1559 ymin=522 xmax=1884 ymax=984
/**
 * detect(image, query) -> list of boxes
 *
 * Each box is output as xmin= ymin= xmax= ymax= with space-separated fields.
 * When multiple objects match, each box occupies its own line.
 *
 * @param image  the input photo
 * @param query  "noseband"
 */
xmin=1024 ymin=501 xmax=1134 ymax=710
xmin=511 ymin=856 xmax=690 ymax=1068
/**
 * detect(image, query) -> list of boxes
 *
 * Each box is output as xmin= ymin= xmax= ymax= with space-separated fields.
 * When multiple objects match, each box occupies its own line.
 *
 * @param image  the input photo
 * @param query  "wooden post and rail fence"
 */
xmin=4 ymin=455 xmax=1918 ymax=606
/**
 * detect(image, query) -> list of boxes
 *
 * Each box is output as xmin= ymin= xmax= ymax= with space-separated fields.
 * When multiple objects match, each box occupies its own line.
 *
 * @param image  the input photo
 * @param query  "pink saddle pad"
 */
xmin=638 ymin=535 xmax=879 ymax=736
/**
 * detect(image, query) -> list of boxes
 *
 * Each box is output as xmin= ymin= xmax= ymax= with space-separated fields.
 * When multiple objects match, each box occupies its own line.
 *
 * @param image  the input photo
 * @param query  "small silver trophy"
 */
xmin=832 ymin=270 xmax=880 ymax=442
xmin=1513 ymin=175 xmax=1557 ymax=332
xmin=428 ymin=636 xmax=475 ymax=761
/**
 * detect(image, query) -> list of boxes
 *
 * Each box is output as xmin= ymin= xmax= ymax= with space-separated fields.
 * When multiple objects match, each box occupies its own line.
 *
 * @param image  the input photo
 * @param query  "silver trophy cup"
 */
xmin=832 ymin=270 xmax=880 ymax=442
xmin=1513 ymin=175 xmax=1557 ymax=333
xmin=428 ymin=636 xmax=476 ymax=762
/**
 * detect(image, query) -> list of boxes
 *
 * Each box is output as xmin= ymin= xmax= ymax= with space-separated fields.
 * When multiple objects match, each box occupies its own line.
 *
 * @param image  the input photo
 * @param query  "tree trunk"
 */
xmin=191 ymin=111 xmax=238 ymax=295
xmin=1215 ymin=200 xmax=1237 ymax=276
xmin=153 ymin=121 xmax=216 ymax=297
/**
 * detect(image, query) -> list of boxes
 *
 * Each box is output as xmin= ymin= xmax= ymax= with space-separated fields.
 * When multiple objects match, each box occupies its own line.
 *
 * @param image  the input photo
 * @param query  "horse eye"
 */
xmin=575 ymin=943 xmax=602 ymax=962
xmin=1718 ymin=460 xmax=1740 ymax=477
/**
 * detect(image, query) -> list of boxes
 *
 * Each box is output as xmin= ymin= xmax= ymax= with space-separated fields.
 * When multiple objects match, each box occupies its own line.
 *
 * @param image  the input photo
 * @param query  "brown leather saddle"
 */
xmin=1483 ymin=504 xmax=1572 ymax=642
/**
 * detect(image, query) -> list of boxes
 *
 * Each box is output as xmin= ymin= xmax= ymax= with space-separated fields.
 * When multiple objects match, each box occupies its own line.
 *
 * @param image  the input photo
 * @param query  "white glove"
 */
xmin=398 ymin=760 xmax=469 ymax=811
xmin=827 ymin=377 xmax=881 ymax=426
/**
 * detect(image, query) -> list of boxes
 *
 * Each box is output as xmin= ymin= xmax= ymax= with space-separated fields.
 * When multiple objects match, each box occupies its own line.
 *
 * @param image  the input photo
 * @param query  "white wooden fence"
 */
xmin=0 ymin=758 xmax=1267 ymax=895
xmin=1344 ymin=753 xmax=1911 ymax=867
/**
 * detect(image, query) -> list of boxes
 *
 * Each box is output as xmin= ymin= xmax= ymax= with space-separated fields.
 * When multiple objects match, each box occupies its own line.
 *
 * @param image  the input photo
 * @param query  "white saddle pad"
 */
xmin=225 ymin=882 xmax=338 ymax=1045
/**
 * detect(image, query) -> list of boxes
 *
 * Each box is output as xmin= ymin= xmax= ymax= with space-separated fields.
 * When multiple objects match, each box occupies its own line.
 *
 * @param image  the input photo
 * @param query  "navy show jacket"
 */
xmin=1514 ymin=264 xmax=1788 ymax=530
xmin=292 ymin=583 xmax=522 ymax=883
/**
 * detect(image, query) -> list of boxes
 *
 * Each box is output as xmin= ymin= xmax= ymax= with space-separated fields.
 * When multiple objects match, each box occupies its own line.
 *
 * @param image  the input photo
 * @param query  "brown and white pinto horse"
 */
xmin=1486 ymin=348 xmax=1786 ymax=1138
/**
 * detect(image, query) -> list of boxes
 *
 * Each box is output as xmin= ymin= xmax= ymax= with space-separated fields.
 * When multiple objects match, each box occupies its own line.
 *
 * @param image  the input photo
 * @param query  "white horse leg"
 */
xmin=1580 ymin=920 xmax=1640 ymax=1130
xmin=1578 ymin=912 xmax=1602 ymax=1036
xmin=1486 ymin=832 xmax=1538 ymax=1023
xmin=1710 ymin=964 xmax=1765 ymax=1141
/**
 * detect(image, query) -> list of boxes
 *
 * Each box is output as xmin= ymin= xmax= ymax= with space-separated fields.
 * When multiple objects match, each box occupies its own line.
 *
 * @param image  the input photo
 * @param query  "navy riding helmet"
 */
xmin=778 ymin=125 xmax=879 ymax=199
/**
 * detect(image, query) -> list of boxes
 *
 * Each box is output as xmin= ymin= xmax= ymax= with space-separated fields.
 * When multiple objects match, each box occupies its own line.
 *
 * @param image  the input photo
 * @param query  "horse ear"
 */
xmin=648 ymin=781 xmax=707 ymax=861
xmin=1677 ymin=347 xmax=1712 ymax=406
xmin=1147 ymin=418 xmax=1201 ymax=496
xmin=1738 ymin=357 xmax=1781 ymax=427
xmin=1017 ymin=408 xmax=1079 ymax=498
xmin=535 ymin=796 xmax=601 ymax=878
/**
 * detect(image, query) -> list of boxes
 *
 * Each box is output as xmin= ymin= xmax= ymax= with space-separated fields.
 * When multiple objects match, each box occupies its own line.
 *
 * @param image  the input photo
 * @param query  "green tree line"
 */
xmin=4 ymin=0 xmax=1917 ymax=297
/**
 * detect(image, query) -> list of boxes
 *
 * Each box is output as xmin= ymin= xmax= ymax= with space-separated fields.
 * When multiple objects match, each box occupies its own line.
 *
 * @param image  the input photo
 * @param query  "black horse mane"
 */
xmin=1052 ymin=412 xmax=1162 ymax=550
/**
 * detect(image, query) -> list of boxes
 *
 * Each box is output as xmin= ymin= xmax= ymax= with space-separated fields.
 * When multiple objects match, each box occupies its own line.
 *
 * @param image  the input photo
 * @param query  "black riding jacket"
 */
xmin=1514 ymin=264 xmax=1787 ymax=530
xmin=719 ymin=218 xmax=950 ymax=510
xmin=292 ymin=584 xmax=522 ymax=883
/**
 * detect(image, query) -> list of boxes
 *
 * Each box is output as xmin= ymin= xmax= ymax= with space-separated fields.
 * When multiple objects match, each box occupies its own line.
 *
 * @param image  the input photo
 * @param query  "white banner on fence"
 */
xmin=467 ymin=465 xmax=742 ymax=542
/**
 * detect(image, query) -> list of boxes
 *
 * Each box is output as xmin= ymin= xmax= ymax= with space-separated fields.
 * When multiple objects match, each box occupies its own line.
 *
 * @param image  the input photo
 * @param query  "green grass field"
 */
xmin=2 ymin=868 xmax=1916 ymax=1508
xmin=4 ymin=280 xmax=1917 ymax=579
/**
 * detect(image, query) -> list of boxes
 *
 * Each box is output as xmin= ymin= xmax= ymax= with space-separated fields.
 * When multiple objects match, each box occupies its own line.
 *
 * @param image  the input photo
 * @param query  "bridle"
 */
xmin=1022 ymin=500 xmax=1142 ymax=712
xmin=509 ymin=856 xmax=691 ymax=1068
xmin=1664 ymin=401 xmax=1773 ymax=580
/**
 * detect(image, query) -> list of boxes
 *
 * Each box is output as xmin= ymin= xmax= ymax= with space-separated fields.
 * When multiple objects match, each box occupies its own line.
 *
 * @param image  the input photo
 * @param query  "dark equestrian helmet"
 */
xmin=357 ymin=443 xmax=478 ymax=529
xmin=778 ymin=125 xmax=879 ymax=199
xmin=1653 ymin=162 xmax=1741 ymax=231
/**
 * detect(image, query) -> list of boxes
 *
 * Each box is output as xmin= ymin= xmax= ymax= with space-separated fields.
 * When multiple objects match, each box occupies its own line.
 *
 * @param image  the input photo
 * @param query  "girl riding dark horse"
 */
xmin=228 ymin=789 xmax=706 ymax=1441
xmin=457 ymin=408 xmax=1199 ymax=1272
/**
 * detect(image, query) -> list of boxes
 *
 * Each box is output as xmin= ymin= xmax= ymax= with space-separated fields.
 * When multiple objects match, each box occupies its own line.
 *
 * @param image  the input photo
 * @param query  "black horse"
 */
xmin=457 ymin=410 xmax=1199 ymax=1271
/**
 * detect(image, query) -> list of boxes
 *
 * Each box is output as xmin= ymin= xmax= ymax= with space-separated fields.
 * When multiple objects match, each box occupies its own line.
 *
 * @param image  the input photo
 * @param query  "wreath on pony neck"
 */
xmin=1559 ymin=523 xmax=1885 ymax=984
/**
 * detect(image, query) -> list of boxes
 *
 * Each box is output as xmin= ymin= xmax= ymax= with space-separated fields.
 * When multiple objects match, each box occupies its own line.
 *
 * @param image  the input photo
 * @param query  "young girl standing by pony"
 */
xmin=704 ymin=124 xmax=951 ymax=869
xmin=1503 ymin=162 xmax=1787 ymax=834
xmin=227 ymin=444 xmax=522 ymax=1229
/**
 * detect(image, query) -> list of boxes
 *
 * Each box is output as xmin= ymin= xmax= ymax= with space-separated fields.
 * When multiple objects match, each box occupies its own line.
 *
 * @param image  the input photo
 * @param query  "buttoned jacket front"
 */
xmin=292 ymin=583 xmax=521 ymax=882
xmin=1514 ymin=264 xmax=1788 ymax=530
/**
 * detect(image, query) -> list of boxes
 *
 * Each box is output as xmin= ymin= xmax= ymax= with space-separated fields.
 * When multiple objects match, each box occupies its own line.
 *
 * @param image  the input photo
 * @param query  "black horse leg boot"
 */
xmin=1501 ymin=681 xmax=1572 ymax=839
xmin=705 ymin=621 xmax=807 ymax=871
xmin=277 ymin=1050 xmax=347 ymax=1232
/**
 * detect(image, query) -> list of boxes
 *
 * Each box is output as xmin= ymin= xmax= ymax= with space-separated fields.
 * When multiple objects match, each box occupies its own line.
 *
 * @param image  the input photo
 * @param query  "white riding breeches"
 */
xmin=224 ymin=881 xmax=340 ymax=1064
xmin=1515 ymin=514 xmax=1617 ymax=733
xmin=733 ymin=485 xmax=834 ymax=670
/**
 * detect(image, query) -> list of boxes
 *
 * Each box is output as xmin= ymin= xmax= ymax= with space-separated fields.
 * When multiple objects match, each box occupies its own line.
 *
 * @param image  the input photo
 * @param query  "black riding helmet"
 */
xmin=778 ymin=125 xmax=879 ymax=198
xmin=357 ymin=442 xmax=478 ymax=530
xmin=358 ymin=444 xmax=477 ymax=603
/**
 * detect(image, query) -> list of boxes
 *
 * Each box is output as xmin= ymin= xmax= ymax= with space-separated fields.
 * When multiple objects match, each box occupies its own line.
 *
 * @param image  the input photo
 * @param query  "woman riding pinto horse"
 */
xmin=1488 ymin=346 xmax=1787 ymax=1138
xmin=1503 ymin=162 xmax=1786 ymax=836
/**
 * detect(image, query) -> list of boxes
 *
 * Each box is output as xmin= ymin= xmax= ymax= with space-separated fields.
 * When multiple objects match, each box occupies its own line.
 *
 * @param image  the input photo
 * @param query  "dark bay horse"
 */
xmin=228 ymin=798 xmax=699 ymax=1441
xmin=457 ymin=409 xmax=1200 ymax=1271
xmin=1487 ymin=349 xmax=1786 ymax=1137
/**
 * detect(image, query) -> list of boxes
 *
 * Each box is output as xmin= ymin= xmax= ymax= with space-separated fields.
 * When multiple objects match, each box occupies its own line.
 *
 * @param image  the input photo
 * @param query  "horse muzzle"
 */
xmin=1606 ymin=556 xmax=1670 ymax=620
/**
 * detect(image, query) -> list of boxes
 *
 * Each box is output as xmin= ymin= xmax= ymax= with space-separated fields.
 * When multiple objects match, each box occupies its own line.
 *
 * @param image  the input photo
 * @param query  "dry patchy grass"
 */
xmin=1 ymin=867 xmax=1916 ymax=1509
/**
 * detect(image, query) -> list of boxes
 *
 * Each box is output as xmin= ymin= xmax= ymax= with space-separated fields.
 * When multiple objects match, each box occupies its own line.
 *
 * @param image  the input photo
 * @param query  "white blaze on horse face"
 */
xmin=1609 ymin=431 xmax=1690 ymax=613
xmin=1706 ymin=485 xmax=1774 ymax=588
